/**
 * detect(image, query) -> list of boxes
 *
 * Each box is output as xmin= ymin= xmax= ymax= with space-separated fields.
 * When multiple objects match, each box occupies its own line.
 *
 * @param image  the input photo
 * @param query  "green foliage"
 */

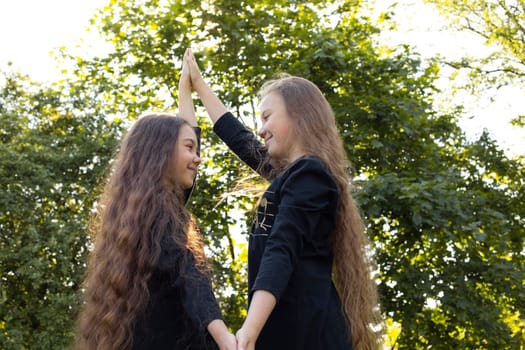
xmin=1 ymin=0 xmax=523 ymax=348
xmin=0 ymin=72 xmax=122 ymax=349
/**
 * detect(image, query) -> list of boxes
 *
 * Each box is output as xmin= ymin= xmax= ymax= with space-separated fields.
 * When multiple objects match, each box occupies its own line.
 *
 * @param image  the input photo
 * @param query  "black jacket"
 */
xmin=215 ymin=112 xmax=352 ymax=349
xmin=132 ymin=233 xmax=221 ymax=350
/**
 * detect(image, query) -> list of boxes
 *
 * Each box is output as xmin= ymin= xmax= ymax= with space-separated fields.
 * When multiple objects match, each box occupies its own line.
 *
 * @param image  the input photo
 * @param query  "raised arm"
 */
xmin=178 ymin=48 xmax=197 ymax=127
xmin=185 ymin=48 xmax=228 ymax=124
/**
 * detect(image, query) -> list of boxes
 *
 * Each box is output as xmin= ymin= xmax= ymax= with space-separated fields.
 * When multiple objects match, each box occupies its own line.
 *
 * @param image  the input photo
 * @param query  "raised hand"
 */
xmin=181 ymin=48 xmax=228 ymax=123
xmin=178 ymin=48 xmax=197 ymax=126
xmin=179 ymin=48 xmax=192 ymax=92
xmin=185 ymin=48 xmax=205 ymax=91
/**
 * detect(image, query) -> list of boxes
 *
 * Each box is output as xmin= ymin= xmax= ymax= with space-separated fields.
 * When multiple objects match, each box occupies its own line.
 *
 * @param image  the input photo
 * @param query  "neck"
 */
xmin=287 ymin=144 xmax=307 ymax=164
xmin=288 ymin=152 xmax=306 ymax=164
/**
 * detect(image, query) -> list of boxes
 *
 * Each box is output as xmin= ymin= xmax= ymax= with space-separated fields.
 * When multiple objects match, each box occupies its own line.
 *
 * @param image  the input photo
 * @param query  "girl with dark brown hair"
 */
xmin=74 ymin=57 xmax=236 ymax=350
xmin=184 ymin=48 xmax=384 ymax=350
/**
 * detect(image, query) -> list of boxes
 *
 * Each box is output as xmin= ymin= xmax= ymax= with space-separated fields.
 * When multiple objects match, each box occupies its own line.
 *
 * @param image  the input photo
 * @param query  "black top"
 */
xmin=132 ymin=127 xmax=222 ymax=350
xmin=132 ymin=234 xmax=221 ymax=350
xmin=214 ymin=113 xmax=352 ymax=349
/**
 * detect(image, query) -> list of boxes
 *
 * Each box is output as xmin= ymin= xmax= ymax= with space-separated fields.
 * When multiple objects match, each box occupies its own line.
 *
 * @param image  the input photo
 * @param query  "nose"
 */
xmin=257 ymin=126 xmax=266 ymax=139
xmin=193 ymin=154 xmax=201 ymax=165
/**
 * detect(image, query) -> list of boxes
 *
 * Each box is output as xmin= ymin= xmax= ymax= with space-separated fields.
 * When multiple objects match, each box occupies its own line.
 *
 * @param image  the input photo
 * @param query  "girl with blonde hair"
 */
xmin=184 ymin=48 xmax=383 ymax=350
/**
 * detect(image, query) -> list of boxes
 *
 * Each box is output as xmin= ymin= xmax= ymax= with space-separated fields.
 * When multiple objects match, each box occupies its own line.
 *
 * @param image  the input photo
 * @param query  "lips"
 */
xmin=188 ymin=167 xmax=198 ymax=176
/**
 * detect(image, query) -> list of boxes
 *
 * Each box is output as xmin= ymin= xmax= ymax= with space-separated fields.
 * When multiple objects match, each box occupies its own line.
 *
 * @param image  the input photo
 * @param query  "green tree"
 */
xmin=79 ymin=0 xmax=523 ymax=347
xmin=75 ymin=0 xmax=524 ymax=347
xmin=1 ymin=0 xmax=523 ymax=348
xmin=0 ymin=71 xmax=122 ymax=349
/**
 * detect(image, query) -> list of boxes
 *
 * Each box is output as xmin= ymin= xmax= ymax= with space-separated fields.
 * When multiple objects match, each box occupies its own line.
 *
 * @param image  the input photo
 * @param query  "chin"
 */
xmin=186 ymin=178 xmax=196 ymax=188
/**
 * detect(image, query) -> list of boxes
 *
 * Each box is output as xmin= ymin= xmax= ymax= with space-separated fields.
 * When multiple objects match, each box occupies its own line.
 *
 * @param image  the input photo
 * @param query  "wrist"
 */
xmin=192 ymin=76 xmax=207 ymax=93
xmin=207 ymin=319 xmax=229 ymax=343
xmin=239 ymin=325 xmax=259 ymax=340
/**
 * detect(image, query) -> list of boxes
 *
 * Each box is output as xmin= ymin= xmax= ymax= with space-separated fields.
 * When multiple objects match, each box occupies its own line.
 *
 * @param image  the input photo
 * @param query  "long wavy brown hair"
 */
xmin=259 ymin=76 xmax=384 ymax=350
xmin=74 ymin=114 xmax=207 ymax=350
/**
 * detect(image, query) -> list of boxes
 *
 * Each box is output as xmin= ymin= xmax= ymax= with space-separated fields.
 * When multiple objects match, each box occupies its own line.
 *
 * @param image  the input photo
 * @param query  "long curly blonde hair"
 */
xmin=259 ymin=76 xmax=384 ymax=350
xmin=75 ymin=114 xmax=207 ymax=350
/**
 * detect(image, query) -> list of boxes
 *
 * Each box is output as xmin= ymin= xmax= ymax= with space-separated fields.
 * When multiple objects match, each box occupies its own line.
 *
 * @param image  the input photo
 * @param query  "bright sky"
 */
xmin=375 ymin=1 xmax=525 ymax=157
xmin=0 ymin=0 xmax=107 ymax=81
xmin=0 ymin=0 xmax=523 ymax=155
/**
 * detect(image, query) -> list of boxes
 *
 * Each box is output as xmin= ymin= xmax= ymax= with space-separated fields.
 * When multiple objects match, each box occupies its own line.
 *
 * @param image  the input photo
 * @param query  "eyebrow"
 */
xmin=182 ymin=138 xmax=197 ymax=144
xmin=260 ymin=109 xmax=271 ymax=118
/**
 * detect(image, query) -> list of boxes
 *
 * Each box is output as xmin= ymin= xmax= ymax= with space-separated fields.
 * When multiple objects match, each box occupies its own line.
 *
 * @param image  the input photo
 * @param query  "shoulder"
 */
xmin=276 ymin=156 xmax=339 ymax=208
xmin=287 ymin=156 xmax=330 ymax=172
xmin=156 ymin=229 xmax=187 ymax=271
xmin=281 ymin=156 xmax=337 ymax=186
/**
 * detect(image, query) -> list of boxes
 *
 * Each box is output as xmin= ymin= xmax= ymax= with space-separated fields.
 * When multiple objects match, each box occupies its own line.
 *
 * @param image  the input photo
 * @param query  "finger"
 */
xmin=189 ymin=49 xmax=196 ymax=62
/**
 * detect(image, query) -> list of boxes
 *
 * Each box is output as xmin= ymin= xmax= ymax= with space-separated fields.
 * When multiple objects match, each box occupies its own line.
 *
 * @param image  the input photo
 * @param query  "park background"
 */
xmin=0 ymin=0 xmax=523 ymax=348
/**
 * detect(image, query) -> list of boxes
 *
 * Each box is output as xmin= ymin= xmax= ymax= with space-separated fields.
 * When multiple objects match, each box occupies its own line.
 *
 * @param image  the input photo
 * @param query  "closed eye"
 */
xmin=183 ymin=138 xmax=197 ymax=151
xmin=260 ymin=109 xmax=271 ymax=122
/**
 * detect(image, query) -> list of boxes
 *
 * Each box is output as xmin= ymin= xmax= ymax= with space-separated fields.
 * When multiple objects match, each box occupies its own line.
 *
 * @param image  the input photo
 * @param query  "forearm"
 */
xmin=186 ymin=49 xmax=228 ymax=124
xmin=193 ymin=78 xmax=228 ymax=124
xmin=240 ymin=290 xmax=277 ymax=342
xmin=207 ymin=319 xmax=234 ymax=348
xmin=178 ymin=85 xmax=197 ymax=126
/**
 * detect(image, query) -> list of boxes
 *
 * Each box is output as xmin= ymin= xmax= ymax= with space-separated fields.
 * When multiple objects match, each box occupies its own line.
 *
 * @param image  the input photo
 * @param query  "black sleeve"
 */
xmin=251 ymin=159 xmax=339 ymax=301
xmin=158 ymin=234 xmax=222 ymax=332
xmin=179 ymin=253 xmax=223 ymax=331
xmin=213 ymin=112 xmax=273 ymax=179
xmin=184 ymin=126 xmax=201 ymax=204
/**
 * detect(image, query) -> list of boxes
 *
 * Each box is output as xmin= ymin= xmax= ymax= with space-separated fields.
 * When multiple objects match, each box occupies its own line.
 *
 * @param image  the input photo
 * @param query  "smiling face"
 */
xmin=258 ymin=92 xmax=304 ymax=163
xmin=168 ymin=124 xmax=201 ymax=190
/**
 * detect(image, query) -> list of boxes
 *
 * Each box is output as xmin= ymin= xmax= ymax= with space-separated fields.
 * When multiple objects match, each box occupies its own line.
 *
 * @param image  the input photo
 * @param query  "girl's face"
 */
xmin=168 ymin=124 xmax=201 ymax=190
xmin=258 ymin=92 xmax=304 ymax=163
